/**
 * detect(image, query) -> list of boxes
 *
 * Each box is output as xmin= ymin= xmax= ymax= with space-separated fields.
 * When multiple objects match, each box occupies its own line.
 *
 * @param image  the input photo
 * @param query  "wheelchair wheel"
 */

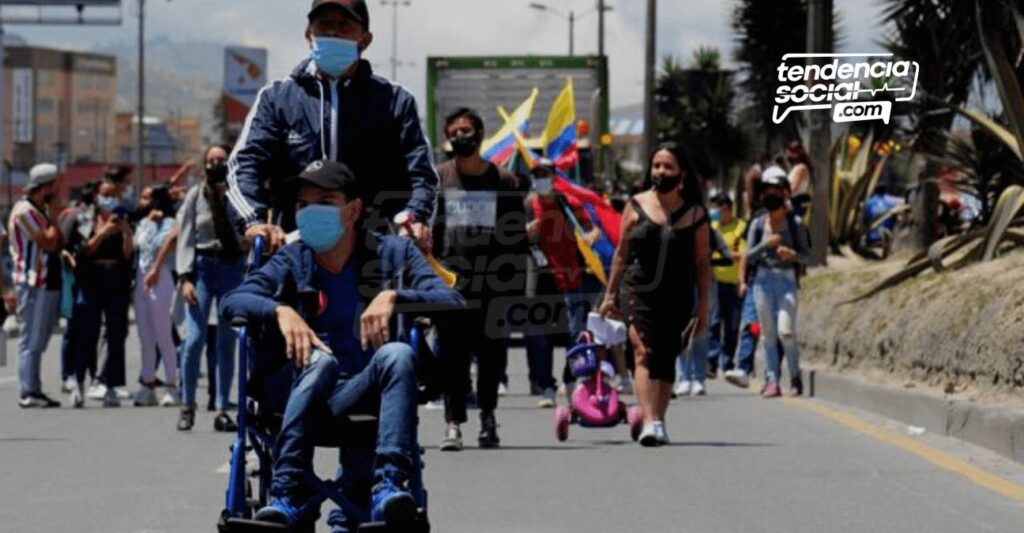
xmin=554 ymin=406 xmax=571 ymax=442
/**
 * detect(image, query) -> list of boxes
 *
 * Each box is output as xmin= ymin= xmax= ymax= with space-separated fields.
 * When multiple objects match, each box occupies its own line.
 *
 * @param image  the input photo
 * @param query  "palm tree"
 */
xmin=731 ymin=0 xmax=838 ymax=152
xmin=656 ymin=46 xmax=748 ymax=185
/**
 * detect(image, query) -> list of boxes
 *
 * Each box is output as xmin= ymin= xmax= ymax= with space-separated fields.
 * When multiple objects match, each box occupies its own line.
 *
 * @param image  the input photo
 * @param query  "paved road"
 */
xmin=2 ymin=330 xmax=1024 ymax=533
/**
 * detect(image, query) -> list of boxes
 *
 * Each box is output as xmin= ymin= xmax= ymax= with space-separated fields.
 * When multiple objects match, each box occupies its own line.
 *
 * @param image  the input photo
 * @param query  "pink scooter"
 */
xmin=555 ymin=332 xmax=643 ymax=442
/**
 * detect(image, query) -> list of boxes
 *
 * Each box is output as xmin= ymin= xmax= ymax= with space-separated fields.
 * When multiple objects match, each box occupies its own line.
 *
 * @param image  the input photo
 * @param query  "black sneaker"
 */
xmin=214 ymin=411 xmax=237 ymax=432
xmin=32 ymin=393 xmax=61 ymax=408
xmin=789 ymin=376 xmax=804 ymax=397
xmin=478 ymin=411 xmax=500 ymax=449
xmin=177 ymin=406 xmax=195 ymax=431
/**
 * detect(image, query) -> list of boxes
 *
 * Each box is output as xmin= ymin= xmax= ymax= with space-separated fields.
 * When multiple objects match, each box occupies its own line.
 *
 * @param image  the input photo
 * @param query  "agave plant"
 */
xmin=848 ymin=0 xmax=1024 ymax=302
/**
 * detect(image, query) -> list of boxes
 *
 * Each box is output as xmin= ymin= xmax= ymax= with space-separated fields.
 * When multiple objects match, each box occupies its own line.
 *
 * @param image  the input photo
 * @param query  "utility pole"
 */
xmin=642 ymin=0 xmax=656 ymax=160
xmin=597 ymin=0 xmax=605 ymax=57
xmin=136 ymin=0 xmax=145 ymax=195
xmin=381 ymin=0 xmax=410 ymax=81
xmin=806 ymin=0 xmax=832 ymax=266
xmin=568 ymin=10 xmax=575 ymax=56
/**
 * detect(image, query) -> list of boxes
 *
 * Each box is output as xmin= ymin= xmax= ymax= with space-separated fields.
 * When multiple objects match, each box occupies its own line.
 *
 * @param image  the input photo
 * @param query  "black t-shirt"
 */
xmin=434 ymin=160 xmax=528 ymax=301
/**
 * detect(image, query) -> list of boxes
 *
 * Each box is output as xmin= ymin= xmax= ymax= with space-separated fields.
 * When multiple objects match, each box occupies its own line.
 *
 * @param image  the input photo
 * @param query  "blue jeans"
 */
xmin=15 ymin=285 xmax=60 ymax=396
xmin=678 ymin=279 xmax=717 ymax=384
xmin=181 ymin=255 xmax=242 ymax=409
xmin=732 ymin=289 xmax=758 ymax=375
xmin=753 ymin=269 xmax=800 ymax=383
xmin=270 ymin=343 xmax=419 ymax=530
xmin=72 ymin=264 xmax=130 ymax=387
xmin=711 ymin=282 xmax=742 ymax=371
xmin=524 ymin=321 xmax=556 ymax=390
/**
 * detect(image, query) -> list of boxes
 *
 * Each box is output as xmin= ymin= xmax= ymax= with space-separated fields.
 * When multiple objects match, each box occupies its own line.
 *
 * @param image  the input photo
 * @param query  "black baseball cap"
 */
xmin=292 ymin=160 xmax=363 ymax=200
xmin=308 ymin=0 xmax=370 ymax=29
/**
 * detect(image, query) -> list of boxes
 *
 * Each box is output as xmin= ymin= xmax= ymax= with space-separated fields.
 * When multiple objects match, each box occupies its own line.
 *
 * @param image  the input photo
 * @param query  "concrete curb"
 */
xmin=809 ymin=370 xmax=1024 ymax=465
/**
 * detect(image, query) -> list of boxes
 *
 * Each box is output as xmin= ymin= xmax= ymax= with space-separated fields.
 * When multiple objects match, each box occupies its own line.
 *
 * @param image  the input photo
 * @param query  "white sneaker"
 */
xmin=133 ymin=387 xmax=158 ymax=407
xmin=497 ymin=382 xmax=509 ymax=396
xmin=536 ymin=388 xmax=556 ymax=408
xmin=115 ymin=387 xmax=131 ymax=400
xmin=159 ymin=389 xmax=181 ymax=407
xmin=61 ymin=377 xmax=76 ymax=394
xmin=691 ymin=381 xmax=706 ymax=396
xmin=87 ymin=384 xmax=107 ymax=400
xmin=673 ymin=380 xmax=692 ymax=397
xmin=638 ymin=423 xmax=660 ymax=447
xmin=724 ymin=369 xmax=750 ymax=389
xmin=423 ymin=399 xmax=444 ymax=410
xmin=653 ymin=421 xmax=670 ymax=445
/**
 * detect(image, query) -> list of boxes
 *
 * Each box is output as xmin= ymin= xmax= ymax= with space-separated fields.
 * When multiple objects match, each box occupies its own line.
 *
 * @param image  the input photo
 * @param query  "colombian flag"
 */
xmin=480 ymin=88 xmax=539 ymax=164
xmin=542 ymin=78 xmax=579 ymax=172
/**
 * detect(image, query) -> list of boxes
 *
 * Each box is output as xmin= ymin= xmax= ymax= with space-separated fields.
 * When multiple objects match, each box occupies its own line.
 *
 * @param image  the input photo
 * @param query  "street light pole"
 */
xmin=381 ymin=0 xmax=410 ymax=81
xmin=597 ymin=0 xmax=605 ymax=57
xmin=136 ymin=0 xmax=145 ymax=195
xmin=568 ymin=10 xmax=574 ymax=56
xmin=642 ymin=0 xmax=656 ymax=159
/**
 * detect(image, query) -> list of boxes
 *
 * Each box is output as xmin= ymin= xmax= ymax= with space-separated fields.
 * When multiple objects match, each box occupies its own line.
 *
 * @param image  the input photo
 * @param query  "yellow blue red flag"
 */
xmin=480 ymin=88 xmax=539 ymax=164
xmin=541 ymin=78 xmax=578 ymax=171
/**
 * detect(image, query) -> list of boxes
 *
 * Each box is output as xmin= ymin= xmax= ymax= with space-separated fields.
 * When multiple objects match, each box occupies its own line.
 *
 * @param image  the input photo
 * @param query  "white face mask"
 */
xmin=533 ymin=178 xmax=553 ymax=195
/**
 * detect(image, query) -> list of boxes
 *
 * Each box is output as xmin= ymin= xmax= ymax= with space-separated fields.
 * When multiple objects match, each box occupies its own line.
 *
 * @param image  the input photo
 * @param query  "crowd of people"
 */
xmin=6 ymin=0 xmax=815 ymax=529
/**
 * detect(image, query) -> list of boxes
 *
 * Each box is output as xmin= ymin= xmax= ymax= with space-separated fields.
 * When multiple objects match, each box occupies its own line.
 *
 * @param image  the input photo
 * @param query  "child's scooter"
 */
xmin=555 ymin=331 xmax=643 ymax=442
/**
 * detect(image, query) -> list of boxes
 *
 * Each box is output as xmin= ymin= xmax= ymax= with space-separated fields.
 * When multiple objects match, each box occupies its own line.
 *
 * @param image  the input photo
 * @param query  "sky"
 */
xmin=2 ymin=0 xmax=891 ymax=113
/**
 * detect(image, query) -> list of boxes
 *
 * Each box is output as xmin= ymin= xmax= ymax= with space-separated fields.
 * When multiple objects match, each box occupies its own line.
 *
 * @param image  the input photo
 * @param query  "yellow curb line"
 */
xmin=782 ymin=397 xmax=1024 ymax=503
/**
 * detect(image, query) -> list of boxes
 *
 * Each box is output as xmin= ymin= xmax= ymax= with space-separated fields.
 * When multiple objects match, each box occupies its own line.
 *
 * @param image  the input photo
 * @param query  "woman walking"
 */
xmin=132 ymin=185 xmax=180 ymax=407
xmin=175 ymin=144 xmax=243 ymax=431
xmin=600 ymin=142 xmax=711 ymax=447
xmin=744 ymin=170 xmax=809 ymax=397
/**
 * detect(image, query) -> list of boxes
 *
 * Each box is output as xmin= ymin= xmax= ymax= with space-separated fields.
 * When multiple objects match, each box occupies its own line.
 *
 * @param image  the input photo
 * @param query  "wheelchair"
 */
xmin=217 ymin=237 xmax=436 ymax=533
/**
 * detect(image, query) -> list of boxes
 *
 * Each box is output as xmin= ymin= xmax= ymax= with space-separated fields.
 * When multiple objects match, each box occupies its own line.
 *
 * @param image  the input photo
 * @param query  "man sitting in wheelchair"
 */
xmin=221 ymin=160 xmax=464 ymax=531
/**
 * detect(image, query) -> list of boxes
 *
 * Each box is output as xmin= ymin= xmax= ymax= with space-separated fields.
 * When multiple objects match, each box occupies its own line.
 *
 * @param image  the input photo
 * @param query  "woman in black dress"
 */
xmin=599 ymin=142 xmax=711 ymax=447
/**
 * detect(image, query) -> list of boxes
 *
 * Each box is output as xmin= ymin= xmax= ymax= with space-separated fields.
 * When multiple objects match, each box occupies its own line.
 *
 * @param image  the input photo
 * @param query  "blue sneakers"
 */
xmin=370 ymin=477 xmax=417 ymax=526
xmin=253 ymin=499 xmax=301 ymax=526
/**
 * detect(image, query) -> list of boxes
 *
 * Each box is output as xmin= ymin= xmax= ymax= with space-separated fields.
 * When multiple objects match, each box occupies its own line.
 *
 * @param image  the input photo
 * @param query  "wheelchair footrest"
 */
xmin=218 ymin=517 xmax=290 ymax=533
xmin=357 ymin=509 xmax=430 ymax=532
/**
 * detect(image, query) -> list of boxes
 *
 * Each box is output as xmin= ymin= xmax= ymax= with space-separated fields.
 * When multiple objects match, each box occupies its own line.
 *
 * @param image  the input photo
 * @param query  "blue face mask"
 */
xmin=533 ymin=178 xmax=553 ymax=195
xmin=96 ymin=195 xmax=120 ymax=213
xmin=311 ymin=36 xmax=359 ymax=78
xmin=709 ymin=209 xmax=722 ymax=222
xmin=297 ymin=204 xmax=345 ymax=252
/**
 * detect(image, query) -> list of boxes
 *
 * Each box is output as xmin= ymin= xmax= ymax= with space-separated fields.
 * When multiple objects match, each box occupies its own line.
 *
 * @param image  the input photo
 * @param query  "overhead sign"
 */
xmin=223 ymin=46 xmax=268 ymax=132
xmin=12 ymin=68 xmax=33 ymax=143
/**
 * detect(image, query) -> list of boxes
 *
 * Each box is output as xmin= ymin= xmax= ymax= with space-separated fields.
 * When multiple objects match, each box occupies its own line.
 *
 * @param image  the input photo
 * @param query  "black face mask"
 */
xmin=763 ymin=194 xmax=786 ymax=212
xmin=206 ymin=162 xmax=228 ymax=185
xmin=652 ymin=174 xmax=682 ymax=193
xmin=43 ymin=193 xmax=55 ymax=204
xmin=449 ymin=133 xmax=481 ymax=158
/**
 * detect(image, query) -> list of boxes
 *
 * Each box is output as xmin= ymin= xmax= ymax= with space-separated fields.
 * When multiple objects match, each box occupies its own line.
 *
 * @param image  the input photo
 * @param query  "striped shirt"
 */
xmin=8 ymin=199 xmax=51 ymax=288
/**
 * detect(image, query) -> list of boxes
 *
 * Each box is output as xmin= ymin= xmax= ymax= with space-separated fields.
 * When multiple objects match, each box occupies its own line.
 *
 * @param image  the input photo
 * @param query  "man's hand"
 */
xmin=361 ymin=290 xmax=397 ymax=351
xmin=245 ymin=223 xmax=286 ymax=252
xmin=766 ymin=234 xmax=783 ymax=249
xmin=400 ymin=221 xmax=433 ymax=254
xmin=180 ymin=280 xmax=198 ymax=306
xmin=738 ymin=282 xmax=748 ymax=299
xmin=144 ymin=268 xmax=160 ymax=291
xmin=277 ymin=305 xmax=332 ymax=366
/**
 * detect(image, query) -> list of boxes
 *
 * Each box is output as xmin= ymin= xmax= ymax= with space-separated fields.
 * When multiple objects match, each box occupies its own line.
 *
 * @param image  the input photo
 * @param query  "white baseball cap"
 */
xmin=26 ymin=163 xmax=59 ymax=191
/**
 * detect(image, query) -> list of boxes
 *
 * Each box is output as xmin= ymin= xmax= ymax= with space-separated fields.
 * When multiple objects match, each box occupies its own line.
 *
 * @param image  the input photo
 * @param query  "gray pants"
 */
xmin=16 ymin=285 xmax=60 ymax=397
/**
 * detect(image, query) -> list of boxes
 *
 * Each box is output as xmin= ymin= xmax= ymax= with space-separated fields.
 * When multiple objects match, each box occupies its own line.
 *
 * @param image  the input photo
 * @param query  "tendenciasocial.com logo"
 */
xmin=772 ymin=53 xmax=919 ymax=125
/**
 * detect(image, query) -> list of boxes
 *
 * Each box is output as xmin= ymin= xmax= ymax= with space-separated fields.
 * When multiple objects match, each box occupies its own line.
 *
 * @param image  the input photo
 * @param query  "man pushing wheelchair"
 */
xmin=220 ymin=160 xmax=463 ymax=532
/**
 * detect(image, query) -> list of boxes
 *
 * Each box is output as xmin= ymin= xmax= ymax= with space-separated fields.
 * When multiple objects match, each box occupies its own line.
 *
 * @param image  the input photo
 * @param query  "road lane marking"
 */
xmin=783 ymin=397 xmax=1024 ymax=503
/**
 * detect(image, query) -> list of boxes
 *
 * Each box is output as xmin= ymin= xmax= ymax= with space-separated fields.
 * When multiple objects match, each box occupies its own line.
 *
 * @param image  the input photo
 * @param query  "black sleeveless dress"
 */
xmin=619 ymin=198 xmax=706 ymax=382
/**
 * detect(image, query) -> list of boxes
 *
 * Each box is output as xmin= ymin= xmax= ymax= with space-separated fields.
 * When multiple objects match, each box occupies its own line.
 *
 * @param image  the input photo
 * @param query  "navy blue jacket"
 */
xmin=226 ymin=58 xmax=438 ymax=232
xmin=219 ymin=231 xmax=464 ymax=379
